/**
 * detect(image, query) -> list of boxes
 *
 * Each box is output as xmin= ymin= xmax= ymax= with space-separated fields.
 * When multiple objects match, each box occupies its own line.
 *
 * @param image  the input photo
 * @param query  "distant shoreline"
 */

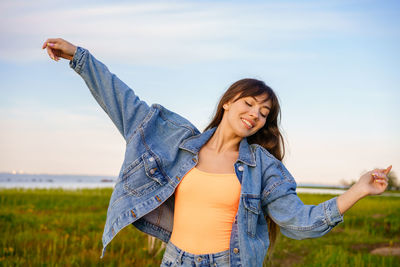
xmin=1 ymin=184 xmax=399 ymax=197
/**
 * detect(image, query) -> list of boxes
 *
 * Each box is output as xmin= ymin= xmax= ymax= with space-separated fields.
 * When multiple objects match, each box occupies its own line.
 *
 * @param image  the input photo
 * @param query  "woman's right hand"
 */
xmin=41 ymin=38 xmax=77 ymax=61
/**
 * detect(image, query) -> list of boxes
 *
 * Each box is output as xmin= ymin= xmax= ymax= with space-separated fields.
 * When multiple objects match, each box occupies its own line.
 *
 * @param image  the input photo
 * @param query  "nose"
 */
xmin=248 ymin=107 xmax=259 ymax=120
xmin=249 ymin=111 xmax=259 ymax=122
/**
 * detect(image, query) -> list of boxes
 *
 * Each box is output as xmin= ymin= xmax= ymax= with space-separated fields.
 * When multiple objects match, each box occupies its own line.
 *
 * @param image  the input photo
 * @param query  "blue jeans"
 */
xmin=160 ymin=241 xmax=230 ymax=267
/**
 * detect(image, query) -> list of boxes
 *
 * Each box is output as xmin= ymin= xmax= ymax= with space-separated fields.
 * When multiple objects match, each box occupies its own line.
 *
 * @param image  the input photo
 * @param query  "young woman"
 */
xmin=42 ymin=38 xmax=391 ymax=267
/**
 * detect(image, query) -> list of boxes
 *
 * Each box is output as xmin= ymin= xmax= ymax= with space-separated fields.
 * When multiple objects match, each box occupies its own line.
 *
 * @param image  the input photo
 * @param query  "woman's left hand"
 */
xmin=337 ymin=165 xmax=392 ymax=214
xmin=355 ymin=165 xmax=392 ymax=196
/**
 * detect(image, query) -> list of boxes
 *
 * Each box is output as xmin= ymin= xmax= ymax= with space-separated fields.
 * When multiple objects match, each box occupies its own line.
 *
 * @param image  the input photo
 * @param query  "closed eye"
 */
xmin=245 ymin=101 xmax=252 ymax=107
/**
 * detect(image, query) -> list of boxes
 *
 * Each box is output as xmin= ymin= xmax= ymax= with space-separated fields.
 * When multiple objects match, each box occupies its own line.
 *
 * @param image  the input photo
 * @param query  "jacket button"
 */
xmin=238 ymin=166 xmax=244 ymax=171
xmin=149 ymin=157 xmax=155 ymax=162
xmin=149 ymin=168 xmax=156 ymax=174
xmin=233 ymin=248 xmax=239 ymax=254
xmin=130 ymin=210 xmax=137 ymax=218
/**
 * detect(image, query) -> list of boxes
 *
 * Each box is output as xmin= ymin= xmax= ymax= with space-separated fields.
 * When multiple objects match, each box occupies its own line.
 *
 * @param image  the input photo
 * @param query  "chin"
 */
xmin=236 ymin=128 xmax=258 ymax=138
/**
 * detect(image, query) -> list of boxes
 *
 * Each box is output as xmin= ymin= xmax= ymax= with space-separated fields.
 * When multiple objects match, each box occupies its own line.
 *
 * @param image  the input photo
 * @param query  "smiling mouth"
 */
xmin=241 ymin=118 xmax=254 ymax=129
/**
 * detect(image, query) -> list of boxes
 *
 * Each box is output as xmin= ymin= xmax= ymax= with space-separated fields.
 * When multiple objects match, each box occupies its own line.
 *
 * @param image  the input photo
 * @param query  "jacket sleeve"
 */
xmin=70 ymin=47 xmax=150 ymax=140
xmin=261 ymin=160 xmax=343 ymax=240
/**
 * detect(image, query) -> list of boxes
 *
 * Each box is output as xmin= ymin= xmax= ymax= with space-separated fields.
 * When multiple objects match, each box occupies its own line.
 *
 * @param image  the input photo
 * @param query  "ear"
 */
xmin=223 ymin=103 xmax=229 ymax=110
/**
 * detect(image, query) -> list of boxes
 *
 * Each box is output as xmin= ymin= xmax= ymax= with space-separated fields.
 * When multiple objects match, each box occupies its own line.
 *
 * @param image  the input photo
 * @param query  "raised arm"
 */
xmin=42 ymin=38 xmax=150 ymax=140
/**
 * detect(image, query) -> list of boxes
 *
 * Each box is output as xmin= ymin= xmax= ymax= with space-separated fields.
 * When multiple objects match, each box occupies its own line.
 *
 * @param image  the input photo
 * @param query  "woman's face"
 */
xmin=222 ymin=94 xmax=272 ymax=138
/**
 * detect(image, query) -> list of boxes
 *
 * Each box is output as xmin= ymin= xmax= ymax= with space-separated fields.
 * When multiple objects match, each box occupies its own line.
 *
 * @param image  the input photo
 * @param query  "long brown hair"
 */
xmin=204 ymin=78 xmax=285 ymax=256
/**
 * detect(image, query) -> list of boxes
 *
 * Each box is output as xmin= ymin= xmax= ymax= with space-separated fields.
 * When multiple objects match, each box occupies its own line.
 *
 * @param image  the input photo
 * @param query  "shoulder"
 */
xmin=250 ymin=144 xmax=297 ymax=196
xmin=151 ymin=104 xmax=200 ymax=135
xmin=249 ymin=143 xmax=279 ymax=166
xmin=126 ymin=103 xmax=200 ymax=144
xmin=152 ymin=104 xmax=200 ymax=135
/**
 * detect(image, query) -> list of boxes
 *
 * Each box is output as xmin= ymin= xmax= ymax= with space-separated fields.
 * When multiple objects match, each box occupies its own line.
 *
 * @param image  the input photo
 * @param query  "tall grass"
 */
xmin=0 ymin=189 xmax=399 ymax=266
xmin=0 ymin=188 xmax=163 ymax=266
xmin=265 ymin=194 xmax=400 ymax=267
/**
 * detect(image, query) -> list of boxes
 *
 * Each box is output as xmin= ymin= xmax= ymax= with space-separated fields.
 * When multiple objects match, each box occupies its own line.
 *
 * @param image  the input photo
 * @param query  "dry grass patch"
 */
xmin=370 ymin=247 xmax=400 ymax=257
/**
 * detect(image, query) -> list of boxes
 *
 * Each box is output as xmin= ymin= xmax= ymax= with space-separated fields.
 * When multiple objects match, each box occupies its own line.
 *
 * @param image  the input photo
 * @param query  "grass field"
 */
xmin=0 ymin=188 xmax=399 ymax=266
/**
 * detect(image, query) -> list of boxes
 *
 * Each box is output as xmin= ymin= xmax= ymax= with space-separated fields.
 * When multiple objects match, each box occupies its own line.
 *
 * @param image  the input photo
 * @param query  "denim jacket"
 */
xmin=70 ymin=47 xmax=344 ymax=267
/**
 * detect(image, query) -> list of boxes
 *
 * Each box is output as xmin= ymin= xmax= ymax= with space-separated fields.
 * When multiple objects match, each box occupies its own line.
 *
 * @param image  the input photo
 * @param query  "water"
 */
xmin=0 ymin=172 xmax=115 ymax=189
xmin=1 ymin=172 xmax=399 ymax=196
xmin=0 ymin=182 xmax=115 ymax=189
xmin=296 ymin=187 xmax=346 ymax=195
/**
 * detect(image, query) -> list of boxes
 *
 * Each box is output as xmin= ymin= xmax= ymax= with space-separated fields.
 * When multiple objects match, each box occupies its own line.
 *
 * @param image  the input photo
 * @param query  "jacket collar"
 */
xmin=179 ymin=127 xmax=256 ymax=167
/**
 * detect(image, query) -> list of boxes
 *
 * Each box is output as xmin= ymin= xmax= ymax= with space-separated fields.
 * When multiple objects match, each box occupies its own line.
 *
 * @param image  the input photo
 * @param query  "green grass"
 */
xmin=265 ymin=194 xmax=400 ymax=267
xmin=0 ymin=189 xmax=399 ymax=266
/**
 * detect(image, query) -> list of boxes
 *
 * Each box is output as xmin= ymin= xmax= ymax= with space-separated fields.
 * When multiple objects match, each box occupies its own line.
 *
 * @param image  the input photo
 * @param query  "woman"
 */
xmin=42 ymin=38 xmax=391 ymax=267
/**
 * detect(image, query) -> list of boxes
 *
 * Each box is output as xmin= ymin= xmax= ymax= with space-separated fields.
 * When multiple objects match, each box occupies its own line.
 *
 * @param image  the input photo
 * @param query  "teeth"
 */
xmin=241 ymin=119 xmax=253 ymax=128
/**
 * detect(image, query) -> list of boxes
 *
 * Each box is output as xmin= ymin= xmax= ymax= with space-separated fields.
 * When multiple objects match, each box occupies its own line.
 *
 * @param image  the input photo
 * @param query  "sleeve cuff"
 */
xmin=69 ymin=46 xmax=87 ymax=74
xmin=324 ymin=197 xmax=344 ymax=226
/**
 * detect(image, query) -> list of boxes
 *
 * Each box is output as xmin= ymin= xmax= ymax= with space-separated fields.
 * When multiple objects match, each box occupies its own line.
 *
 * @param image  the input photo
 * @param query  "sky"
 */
xmin=0 ymin=0 xmax=399 ymax=185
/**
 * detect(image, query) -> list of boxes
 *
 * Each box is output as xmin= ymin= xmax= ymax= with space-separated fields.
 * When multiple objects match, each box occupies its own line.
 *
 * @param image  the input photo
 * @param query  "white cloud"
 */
xmin=0 ymin=0 xmax=362 ymax=64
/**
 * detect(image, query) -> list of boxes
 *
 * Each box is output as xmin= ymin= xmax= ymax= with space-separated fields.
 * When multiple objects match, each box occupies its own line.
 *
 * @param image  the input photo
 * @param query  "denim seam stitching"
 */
xmin=103 ymin=210 xmax=143 ymax=248
xmin=178 ymin=135 xmax=199 ymax=154
xmin=262 ymin=180 xmax=286 ymax=198
xmin=283 ymin=220 xmax=326 ymax=231
xmin=157 ymin=105 xmax=197 ymax=136
xmin=255 ymin=145 xmax=275 ymax=160
xmin=323 ymin=201 xmax=330 ymax=226
xmin=73 ymin=47 xmax=87 ymax=74
xmin=122 ymin=155 xmax=143 ymax=176
xmin=111 ymin=190 xmax=136 ymax=208
xmin=139 ymin=128 xmax=171 ymax=181
xmin=75 ymin=50 xmax=109 ymax=124
xmin=126 ymin=106 xmax=156 ymax=144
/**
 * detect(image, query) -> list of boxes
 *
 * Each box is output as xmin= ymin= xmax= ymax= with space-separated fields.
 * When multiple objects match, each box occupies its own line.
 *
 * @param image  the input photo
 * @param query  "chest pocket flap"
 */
xmin=143 ymin=153 xmax=165 ymax=185
xmin=123 ymin=152 xmax=166 ymax=197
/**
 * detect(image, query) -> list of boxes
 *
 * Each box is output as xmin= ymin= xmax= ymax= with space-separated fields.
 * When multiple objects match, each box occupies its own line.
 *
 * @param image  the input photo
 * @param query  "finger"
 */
xmin=43 ymin=38 xmax=64 ymax=49
xmin=373 ymin=172 xmax=386 ymax=178
xmin=53 ymin=48 xmax=61 ymax=57
xmin=372 ymin=173 xmax=389 ymax=184
xmin=374 ymin=178 xmax=387 ymax=183
xmin=371 ymin=172 xmax=382 ymax=178
xmin=42 ymin=38 xmax=58 ymax=49
xmin=376 ymin=165 xmax=392 ymax=175
xmin=376 ymin=180 xmax=388 ymax=186
xmin=47 ymin=42 xmax=62 ymax=61
xmin=47 ymin=41 xmax=62 ymax=50
xmin=46 ymin=46 xmax=56 ymax=61
xmin=45 ymin=38 xmax=61 ymax=44
xmin=373 ymin=177 xmax=388 ymax=185
xmin=384 ymin=165 xmax=392 ymax=175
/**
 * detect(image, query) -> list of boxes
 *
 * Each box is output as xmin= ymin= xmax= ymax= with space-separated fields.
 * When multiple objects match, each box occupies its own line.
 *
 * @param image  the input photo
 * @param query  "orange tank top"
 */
xmin=169 ymin=167 xmax=241 ymax=254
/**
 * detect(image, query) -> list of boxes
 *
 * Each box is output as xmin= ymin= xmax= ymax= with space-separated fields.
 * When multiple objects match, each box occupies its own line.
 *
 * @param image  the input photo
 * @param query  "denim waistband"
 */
xmin=162 ymin=241 xmax=230 ymax=267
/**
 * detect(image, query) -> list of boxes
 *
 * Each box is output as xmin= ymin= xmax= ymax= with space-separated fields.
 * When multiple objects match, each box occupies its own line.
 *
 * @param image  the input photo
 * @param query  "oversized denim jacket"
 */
xmin=70 ymin=47 xmax=344 ymax=267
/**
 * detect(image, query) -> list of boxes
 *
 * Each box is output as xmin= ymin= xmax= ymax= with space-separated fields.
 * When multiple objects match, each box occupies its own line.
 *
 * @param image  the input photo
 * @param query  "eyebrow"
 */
xmin=251 ymin=96 xmax=271 ymax=110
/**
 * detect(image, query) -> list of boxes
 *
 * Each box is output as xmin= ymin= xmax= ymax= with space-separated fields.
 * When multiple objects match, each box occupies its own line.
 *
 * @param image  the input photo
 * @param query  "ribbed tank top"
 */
xmin=169 ymin=167 xmax=241 ymax=254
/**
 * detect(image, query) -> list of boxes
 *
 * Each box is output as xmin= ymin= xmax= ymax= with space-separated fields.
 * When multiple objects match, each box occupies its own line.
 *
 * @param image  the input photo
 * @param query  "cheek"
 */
xmin=256 ymin=120 xmax=267 ymax=130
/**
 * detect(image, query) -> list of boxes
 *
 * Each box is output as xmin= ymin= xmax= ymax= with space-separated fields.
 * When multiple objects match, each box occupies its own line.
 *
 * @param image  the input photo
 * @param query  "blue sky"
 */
xmin=0 ymin=0 xmax=399 ymax=185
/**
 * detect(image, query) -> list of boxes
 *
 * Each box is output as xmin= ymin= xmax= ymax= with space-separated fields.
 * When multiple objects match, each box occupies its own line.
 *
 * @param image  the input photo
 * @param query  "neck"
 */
xmin=206 ymin=122 xmax=242 ymax=154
